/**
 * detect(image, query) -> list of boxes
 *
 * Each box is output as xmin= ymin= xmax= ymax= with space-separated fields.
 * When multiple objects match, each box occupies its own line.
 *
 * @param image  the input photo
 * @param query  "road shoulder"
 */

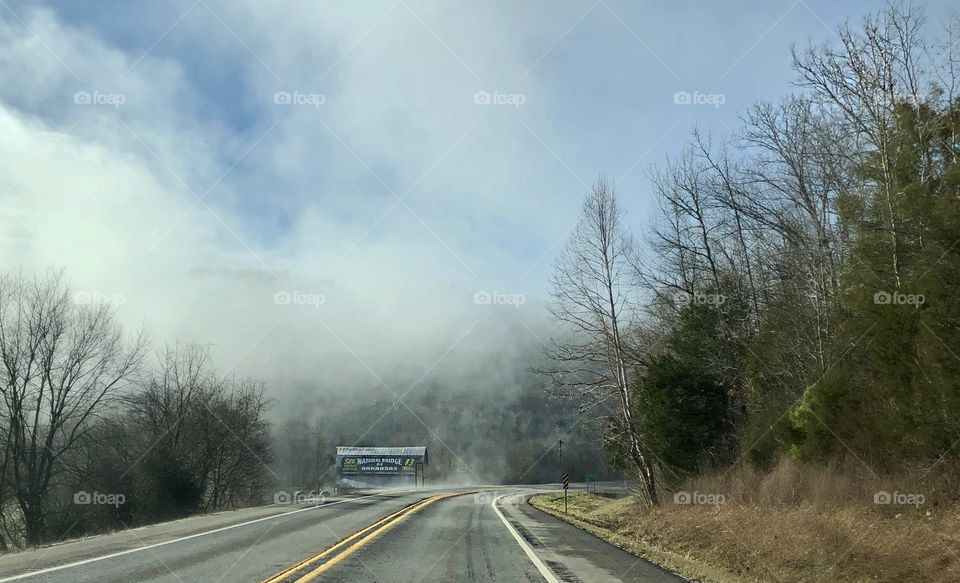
xmin=499 ymin=492 xmax=689 ymax=583
xmin=527 ymin=492 xmax=736 ymax=583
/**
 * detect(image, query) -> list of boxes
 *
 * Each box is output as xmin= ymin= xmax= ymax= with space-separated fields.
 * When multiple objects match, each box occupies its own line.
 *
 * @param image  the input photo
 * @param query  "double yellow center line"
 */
xmin=261 ymin=492 xmax=461 ymax=583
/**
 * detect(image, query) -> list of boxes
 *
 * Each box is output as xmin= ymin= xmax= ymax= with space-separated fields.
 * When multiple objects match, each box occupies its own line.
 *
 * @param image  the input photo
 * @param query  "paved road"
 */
xmin=0 ymin=487 xmax=685 ymax=582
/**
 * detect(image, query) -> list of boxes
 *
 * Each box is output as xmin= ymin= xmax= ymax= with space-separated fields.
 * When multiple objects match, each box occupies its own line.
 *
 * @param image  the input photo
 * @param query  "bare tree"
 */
xmin=199 ymin=377 xmax=270 ymax=511
xmin=126 ymin=343 xmax=271 ymax=516
xmin=0 ymin=270 xmax=146 ymax=544
xmin=793 ymin=3 xmax=935 ymax=289
xmin=126 ymin=342 xmax=215 ymax=464
xmin=542 ymin=178 xmax=658 ymax=504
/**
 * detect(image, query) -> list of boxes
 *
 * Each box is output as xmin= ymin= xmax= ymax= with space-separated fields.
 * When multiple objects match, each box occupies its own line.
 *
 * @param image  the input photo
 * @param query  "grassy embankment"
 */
xmin=529 ymin=459 xmax=959 ymax=582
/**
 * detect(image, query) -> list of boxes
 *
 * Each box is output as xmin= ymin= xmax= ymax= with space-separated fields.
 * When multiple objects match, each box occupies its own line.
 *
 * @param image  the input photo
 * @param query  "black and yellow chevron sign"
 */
xmin=562 ymin=473 xmax=570 ymax=489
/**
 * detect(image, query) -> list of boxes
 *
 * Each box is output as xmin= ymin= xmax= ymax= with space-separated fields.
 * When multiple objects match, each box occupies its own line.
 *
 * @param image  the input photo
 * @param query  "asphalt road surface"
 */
xmin=0 ymin=486 xmax=686 ymax=582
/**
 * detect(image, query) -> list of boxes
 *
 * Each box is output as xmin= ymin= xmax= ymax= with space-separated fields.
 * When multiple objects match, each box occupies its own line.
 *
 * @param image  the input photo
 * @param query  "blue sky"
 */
xmin=1 ymin=0 xmax=956 ymax=390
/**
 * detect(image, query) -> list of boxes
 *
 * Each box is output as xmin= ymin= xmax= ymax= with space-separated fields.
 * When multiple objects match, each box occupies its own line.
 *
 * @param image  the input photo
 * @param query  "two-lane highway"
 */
xmin=0 ymin=487 xmax=686 ymax=582
xmin=281 ymin=491 xmax=549 ymax=582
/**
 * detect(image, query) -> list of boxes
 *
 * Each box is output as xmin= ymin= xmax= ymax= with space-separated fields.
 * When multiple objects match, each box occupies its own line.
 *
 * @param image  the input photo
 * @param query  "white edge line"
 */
xmin=491 ymin=493 xmax=561 ymax=583
xmin=0 ymin=490 xmax=417 ymax=582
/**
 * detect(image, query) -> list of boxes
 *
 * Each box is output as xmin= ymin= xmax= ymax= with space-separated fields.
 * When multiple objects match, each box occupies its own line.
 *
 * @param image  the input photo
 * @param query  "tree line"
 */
xmin=544 ymin=3 xmax=960 ymax=505
xmin=0 ymin=270 xmax=270 ymax=549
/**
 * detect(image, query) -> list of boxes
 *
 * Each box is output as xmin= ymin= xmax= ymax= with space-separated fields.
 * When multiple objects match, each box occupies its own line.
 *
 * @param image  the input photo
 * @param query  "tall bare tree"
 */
xmin=0 ymin=270 xmax=146 ymax=544
xmin=542 ymin=178 xmax=658 ymax=504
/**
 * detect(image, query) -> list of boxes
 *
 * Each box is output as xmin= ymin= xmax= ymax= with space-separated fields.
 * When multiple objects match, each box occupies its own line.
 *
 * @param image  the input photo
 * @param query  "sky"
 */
xmin=1 ymin=0 xmax=956 ymax=400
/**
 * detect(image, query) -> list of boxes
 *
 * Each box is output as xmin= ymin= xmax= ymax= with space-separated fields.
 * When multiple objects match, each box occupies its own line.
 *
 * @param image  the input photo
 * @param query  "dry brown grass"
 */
xmin=530 ymin=459 xmax=960 ymax=583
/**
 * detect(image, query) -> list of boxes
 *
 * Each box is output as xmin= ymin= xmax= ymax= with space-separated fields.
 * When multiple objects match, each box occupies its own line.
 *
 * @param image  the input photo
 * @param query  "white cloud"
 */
xmin=0 ymin=4 xmax=556 ymax=398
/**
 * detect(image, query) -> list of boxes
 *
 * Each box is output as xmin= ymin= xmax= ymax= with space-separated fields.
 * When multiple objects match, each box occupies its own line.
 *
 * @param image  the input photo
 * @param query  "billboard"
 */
xmin=340 ymin=455 xmax=417 ymax=475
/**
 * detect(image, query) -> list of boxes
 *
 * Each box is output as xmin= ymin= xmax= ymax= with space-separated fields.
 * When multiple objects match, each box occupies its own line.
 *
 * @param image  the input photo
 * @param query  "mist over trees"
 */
xmin=271 ymin=350 xmax=613 ymax=490
xmin=546 ymin=2 xmax=960 ymax=501
xmin=0 ymin=269 xmax=608 ymax=550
